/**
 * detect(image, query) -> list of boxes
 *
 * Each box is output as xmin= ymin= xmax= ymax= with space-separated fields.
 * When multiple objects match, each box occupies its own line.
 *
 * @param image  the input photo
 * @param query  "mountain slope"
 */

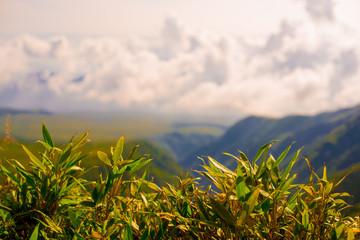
xmin=182 ymin=105 xmax=360 ymax=174
xmin=154 ymin=132 xmax=218 ymax=162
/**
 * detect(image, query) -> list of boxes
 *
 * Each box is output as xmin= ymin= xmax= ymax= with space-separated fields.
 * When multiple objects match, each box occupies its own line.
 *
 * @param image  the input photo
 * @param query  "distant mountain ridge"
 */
xmin=0 ymin=107 xmax=51 ymax=117
xmin=182 ymin=105 xmax=360 ymax=175
xmin=180 ymin=105 xmax=360 ymax=210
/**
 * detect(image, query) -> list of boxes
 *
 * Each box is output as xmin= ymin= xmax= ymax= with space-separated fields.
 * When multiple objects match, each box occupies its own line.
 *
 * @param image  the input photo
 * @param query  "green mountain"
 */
xmin=154 ymin=132 xmax=218 ymax=162
xmin=181 ymin=105 xmax=360 ymax=211
xmin=182 ymin=105 xmax=360 ymax=181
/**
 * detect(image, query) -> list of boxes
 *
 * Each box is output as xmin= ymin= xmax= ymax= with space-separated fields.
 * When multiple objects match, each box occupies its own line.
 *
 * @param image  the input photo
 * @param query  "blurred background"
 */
xmin=1 ymin=0 xmax=360 ymax=209
xmin=1 ymin=0 xmax=360 ymax=117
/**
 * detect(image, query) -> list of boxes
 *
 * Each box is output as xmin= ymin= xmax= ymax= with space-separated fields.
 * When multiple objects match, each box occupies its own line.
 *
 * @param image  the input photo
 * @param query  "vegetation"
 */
xmin=0 ymin=123 xmax=360 ymax=239
xmin=183 ymin=106 xmax=360 ymax=171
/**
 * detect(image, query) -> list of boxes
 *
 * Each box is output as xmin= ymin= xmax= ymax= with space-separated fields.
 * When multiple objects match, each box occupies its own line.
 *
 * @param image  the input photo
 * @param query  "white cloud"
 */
xmin=304 ymin=0 xmax=335 ymax=22
xmin=1 ymin=12 xmax=360 ymax=117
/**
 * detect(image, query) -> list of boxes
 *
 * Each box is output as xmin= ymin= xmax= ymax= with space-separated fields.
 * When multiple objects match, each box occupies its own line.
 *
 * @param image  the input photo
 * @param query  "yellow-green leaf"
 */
xmin=22 ymin=145 xmax=47 ymax=172
xmin=42 ymin=122 xmax=54 ymax=147
xmin=113 ymin=136 xmax=124 ymax=163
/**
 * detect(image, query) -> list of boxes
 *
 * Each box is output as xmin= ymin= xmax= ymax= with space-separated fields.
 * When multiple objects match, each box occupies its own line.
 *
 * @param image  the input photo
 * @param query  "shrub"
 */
xmin=0 ymin=124 xmax=359 ymax=239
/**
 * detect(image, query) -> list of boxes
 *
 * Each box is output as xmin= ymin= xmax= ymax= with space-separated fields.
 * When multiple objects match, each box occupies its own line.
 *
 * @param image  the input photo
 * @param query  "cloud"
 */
xmin=0 ymin=14 xmax=360 ymax=117
xmin=304 ymin=0 xmax=335 ymax=22
xmin=262 ymin=21 xmax=295 ymax=53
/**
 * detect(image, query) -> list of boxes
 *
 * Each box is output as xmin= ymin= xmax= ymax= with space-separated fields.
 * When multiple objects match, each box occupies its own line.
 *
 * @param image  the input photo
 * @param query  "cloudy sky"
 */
xmin=1 ymin=0 xmax=360 ymax=117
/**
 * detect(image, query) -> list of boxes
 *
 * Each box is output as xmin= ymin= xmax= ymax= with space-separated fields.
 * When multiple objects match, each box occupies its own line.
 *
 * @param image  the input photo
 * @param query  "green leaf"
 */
xmin=196 ymin=170 xmax=219 ymax=185
xmin=58 ymin=199 xmax=79 ymax=205
xmin=15 ymin=165 xmax=36 ymax=188
xmin=0 ymin=165 xmax=20 ymax=186
xmin=113 ymin=136 xmax=124 ymax=163
xmin=97 ymin=151 xmax=112 ymax=166
xmin=206 ymin=156 xmax=233 ymax=175
xmin=123 ymin=220 xmax=133 ymax=240
xmin=37 ymin=140 xmax=52 ymax=151
xmin=253 ymin=141 xmax=276 ymax=165
xmin=261 ymin=198 xmax=271 ymax=212
xmin=256 ymin=142 xmax=273 ymax=178
xmin=196 ymin=197 xmax=210 ymax=221
xmin=59 ymin=143 xmax=73 ymax=166
xmin=347 ymin=227 xmax=355 ymax=240
xmin=129 ymin=159 xmax=152 ymax=174
xmin=22 ymin=144 xmax=47 ymax=172
xmin=334 ymin=168 xmax=353 ymax=189
xmin=239 ymin=151 xmax=255 ymax=175
xmin=104 ymin=171 xmax=115 ymax=197
xmin=209 ymin=197 xmax=236 ymax=227
xmin=72 ymin=130 xmax=89 ymax=149
xmin=237 ymin=186 xmax=261 ymax=226
xmin=30 ymin=223 xmax=40 ymax=240
xmin=140 ymin=228 xmax=149 ymax=240
xmin=281 ymin=148 xmax=301 ymax=181
xmin=335 ymin=223 xmax=345 ymax=239
xmin=69 ymin=211 xmax=81 ymax=230
xmin=236 ymin=167 xmax=246 ymax=201
xmin=64 ymin=152 xmax=86 ymax=170
xmin=304 ymin=157 xmax=320 ymax=181
xmin=74 ymin=232 xmax=87 ymax=240
xmin=59 ymin=180 xmax=78 ymax=197
xmin=42 ymin=122 xmax=54 ymax=148
xmin=246 ymin=185 xmax=261 ymax=214
xmin=274 ymin=142 xmax=295 ymax=168
xmin=275 ymin=174 xmax=297 ymax=199
xmin=127 ymin=144 xmax=140 ymax=160
xmin=141 ymin=179 xmax=161 ymax=192
xmin=280 ymin=174 xmax=297 ymax=192
xmin=301 ymin=210 xmax=309 ymax=229
xmin=0 ymin=203 xmax=12 ymax=212
xmin=113 ymin=165 xmax=129 ymax=177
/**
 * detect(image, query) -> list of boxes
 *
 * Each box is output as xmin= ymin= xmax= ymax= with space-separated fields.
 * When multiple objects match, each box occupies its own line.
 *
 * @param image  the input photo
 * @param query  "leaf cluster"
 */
xmin=0 ymin=124 xmax=359 ymax=239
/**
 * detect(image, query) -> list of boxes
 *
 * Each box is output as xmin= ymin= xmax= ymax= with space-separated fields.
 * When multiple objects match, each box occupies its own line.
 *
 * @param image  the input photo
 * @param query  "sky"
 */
xmin=1 ymin=0 xmax=360 ymax=118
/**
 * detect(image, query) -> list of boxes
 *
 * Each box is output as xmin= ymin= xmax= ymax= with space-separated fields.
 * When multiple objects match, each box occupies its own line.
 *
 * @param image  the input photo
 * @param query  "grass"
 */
xmin=0 ymin=123 xmax=359 ymax=239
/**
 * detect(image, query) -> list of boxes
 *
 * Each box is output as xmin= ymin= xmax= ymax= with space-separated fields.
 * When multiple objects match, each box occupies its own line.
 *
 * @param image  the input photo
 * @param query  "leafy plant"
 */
xmin=0 ymin=123 xmax=359 ymax=239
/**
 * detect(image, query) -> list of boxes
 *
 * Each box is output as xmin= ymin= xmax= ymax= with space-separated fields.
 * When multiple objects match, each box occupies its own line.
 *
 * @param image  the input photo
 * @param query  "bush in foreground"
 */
xmin=0 ymin=124 xmax=359 ymax=239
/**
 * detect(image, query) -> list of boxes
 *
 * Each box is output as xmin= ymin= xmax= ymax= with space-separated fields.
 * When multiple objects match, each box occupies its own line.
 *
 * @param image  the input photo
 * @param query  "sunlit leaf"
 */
xmin=29 ymin=223 xmax=40 ymax=240
xmin=97 ymin=151 xmax=112 ymax=166
xmin=42 ymin=122 xmax=54 ymax=148
xmin=113 ymin=136 xmax=124 ymax=163
xmin=22 ymin=144 xmax=47 ymax=172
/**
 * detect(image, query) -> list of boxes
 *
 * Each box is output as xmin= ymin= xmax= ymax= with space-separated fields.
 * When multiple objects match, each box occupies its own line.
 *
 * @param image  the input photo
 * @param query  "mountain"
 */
xmin=182 ymin=105 xmax=360 ymax=177
xmin=153 ymin=132 xmax=218 ymax=162
xmin=0 ymin=107 xmax=51 ymax=117
xmin=180 ymin=104 xmax=360 ymax=211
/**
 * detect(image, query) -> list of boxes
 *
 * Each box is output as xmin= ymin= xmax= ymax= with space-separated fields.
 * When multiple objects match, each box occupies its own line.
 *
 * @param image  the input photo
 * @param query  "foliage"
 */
xmin=0 ymin=124 xmax=359 ymax=239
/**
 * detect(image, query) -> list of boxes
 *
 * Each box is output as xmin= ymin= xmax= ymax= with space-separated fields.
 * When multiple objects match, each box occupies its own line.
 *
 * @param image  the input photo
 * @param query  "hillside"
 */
xmin=0 ymin=111 xmax=228 ymax=143
xmin=182 ymin=105 xmax=360 ymax=184
xmin=153 ymin=132 xmax=218 ymax=162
